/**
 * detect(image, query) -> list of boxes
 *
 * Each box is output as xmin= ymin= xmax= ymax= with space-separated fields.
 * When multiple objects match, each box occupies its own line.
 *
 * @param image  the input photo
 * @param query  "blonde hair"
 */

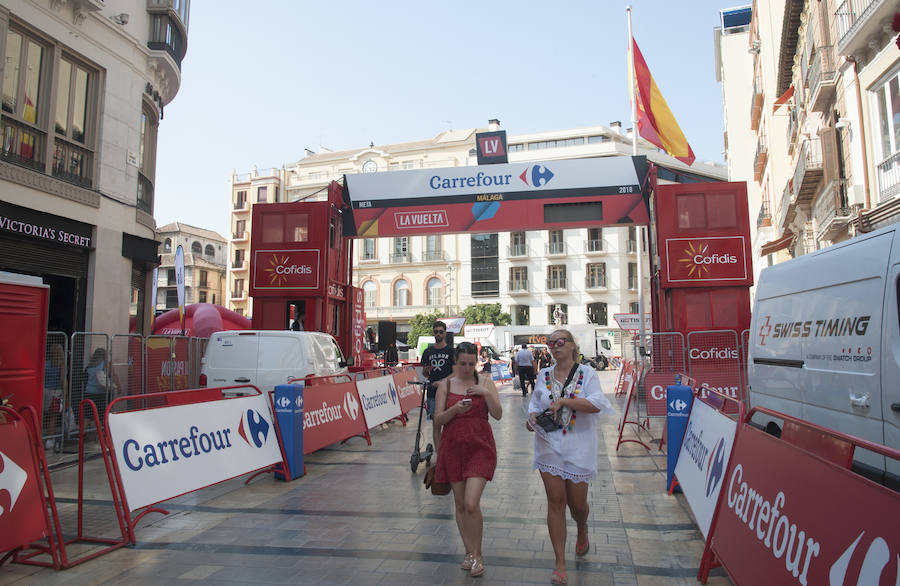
xmin=549 ymin=329 xmax=580 ymax=362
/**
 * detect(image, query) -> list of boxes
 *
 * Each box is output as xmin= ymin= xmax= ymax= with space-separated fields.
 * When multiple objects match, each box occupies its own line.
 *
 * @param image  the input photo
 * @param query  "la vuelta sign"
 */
xmin=252 ymin=249 xmax=320 ymax=291
xmin=663 ymin=236 xmax=749 ymax=286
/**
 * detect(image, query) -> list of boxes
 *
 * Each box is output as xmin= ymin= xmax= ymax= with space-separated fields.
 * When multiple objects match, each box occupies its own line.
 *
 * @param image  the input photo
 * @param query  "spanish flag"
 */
xmin=631 ymin=39 xmax=695 ymax=166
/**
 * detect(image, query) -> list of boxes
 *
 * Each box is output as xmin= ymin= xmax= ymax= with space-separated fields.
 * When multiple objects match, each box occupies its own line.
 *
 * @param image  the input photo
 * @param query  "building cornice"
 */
xmin=0 ymin=160 xmax=100 ymax=208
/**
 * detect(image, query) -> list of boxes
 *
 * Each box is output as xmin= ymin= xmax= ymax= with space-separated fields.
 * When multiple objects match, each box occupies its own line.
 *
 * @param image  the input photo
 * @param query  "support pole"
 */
xmin=627 ymin=6 xmax=647 ymax=359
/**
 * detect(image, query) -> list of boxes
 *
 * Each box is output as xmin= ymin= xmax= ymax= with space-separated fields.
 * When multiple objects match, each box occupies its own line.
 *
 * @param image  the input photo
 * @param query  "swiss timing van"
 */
xmin=748 ymin=225 xmax=900 ymax=487
xmin=200 ymin=330 xmax=349 ymax=393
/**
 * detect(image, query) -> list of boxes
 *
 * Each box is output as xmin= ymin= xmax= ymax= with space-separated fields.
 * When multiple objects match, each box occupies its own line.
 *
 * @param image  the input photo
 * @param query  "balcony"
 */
xmin=776 ymin=179 xmax=797 ymax=231
xmin=508 ymin=244 xmax=528 ymax=258
xmin=836 ymin=0 xmax=895 ymax=59
xmin=233 ymin=199 xmax=249 ymax=212
xmin=364 ymin=304 xmax=461 ymax=320
xmin=230 ymin=290 xmax=246 ymax=301
xmin=586 ymin=239 xmax=604 ymax=253
xmin=545 ymin=242 xmax=566 ymax=256
xmin=546 ymin=278 xmax=567 ymax=292
xmin=585 ymin=276 xmax=607 ymax=290
xmin=754 ymin=135 xmax=768 ymax=182
xmin=0 ymin=116 xmax=45 ymax=172
xmin=628 ymin=278 xmax=638 ymax=290
xmin=750 ymin=76 xmax=763 ymax=131
xmin=626 ymin=240 xmax=638 ymax=253
xmin=424 ymin=250 xmax=445 ymax=262
xmin=786 ymin=106 xmax=799 ymax=156
xmin=814 ymin=180 xmax=852 ymax=240
xmin=508 ymin=280 xmax=529 ymax=295
xmin=878 ymin=152 xmax=900 ymax=203
xmin=231 ymin=260 xmax=248 ymax=272
xmin=790 ymin=138 xmax=824 ymax=207
xmin=137 ymin=173 xmax=154 ymax=214
xmin=757 ymin=200 xmax=772 ymax=229
xmin=807 ymin=46 xmax=837 ymax=113
xmin=389 ymin=253 xmax=412 ymax=264
xmin=231 ymin=230 xmax=248 ymax=242
xmin=52 ymin=138 xmax=93 ymax=188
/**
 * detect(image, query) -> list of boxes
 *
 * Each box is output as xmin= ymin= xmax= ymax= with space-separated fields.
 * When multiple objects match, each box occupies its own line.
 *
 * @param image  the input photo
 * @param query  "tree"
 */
xmin=407 ymin=309 xmax=447 ymax=349
xmin=461 ymin=303 xmax=511 ymax=327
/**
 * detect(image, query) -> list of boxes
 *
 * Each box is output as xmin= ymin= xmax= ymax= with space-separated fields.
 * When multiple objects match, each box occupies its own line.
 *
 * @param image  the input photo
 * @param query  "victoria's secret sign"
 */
xmin=0 ymin=201 xmax=93 ymax=249
xmin=251 ymin=249 xmax=320 ymax=291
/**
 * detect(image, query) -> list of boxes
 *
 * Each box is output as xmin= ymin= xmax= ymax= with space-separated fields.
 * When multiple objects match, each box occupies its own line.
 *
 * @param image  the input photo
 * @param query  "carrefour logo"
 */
xmin=705 ymin=438 xmax=726 ymax=497
xmin=237 ymin=409 xmax=270 ymax=448
xmin=121 ymin=425 xmax=236 ymax=471
xmin=518 ymin=164 xmax=554 ymax=187
xmin=388 ymin=383 xmax=398 ymax=405
xmin=343 ymin=392 xmax=360 ymax=420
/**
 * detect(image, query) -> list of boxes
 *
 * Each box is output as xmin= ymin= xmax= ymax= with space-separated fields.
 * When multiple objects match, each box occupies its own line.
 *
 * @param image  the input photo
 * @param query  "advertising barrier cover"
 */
xmin=355 ymin=375 xmax=403 ymax=429
xmin=0 ymin=419 xmax=47 ymax=553
xmin=392 ymin=368 xmax=423 ymax=414
xmin=673 ymin=398 xmax=737 ymax=538
xmin=301 ymin=381 xmax=366 ymax=454
xmin=108 ymin=394 xmax=282 ymax=510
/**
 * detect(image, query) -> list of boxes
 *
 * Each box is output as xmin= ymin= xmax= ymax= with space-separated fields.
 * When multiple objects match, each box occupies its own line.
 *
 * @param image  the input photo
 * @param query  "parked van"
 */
xmin=200 ymin=330 xmax=349 ymax=393
xmin=748 ymin=225 xmax=900 ymax=487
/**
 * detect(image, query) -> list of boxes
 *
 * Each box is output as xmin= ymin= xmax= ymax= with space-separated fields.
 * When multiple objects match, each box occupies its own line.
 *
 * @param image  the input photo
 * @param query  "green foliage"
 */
xmin=407 ymin=309 xmax=447 ymax=348
xmin=461 ymin=303 xmax=511 ymax=327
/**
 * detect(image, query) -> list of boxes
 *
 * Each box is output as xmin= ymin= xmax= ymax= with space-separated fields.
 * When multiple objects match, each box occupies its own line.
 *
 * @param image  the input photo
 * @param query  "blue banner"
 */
xmin=274 ymin=383 xmax=304 ymax=480
xmin=665 ymin=385 xmax=693 ymax=492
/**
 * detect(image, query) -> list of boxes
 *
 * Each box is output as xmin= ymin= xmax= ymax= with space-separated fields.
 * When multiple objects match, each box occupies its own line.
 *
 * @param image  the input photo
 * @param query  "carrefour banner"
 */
xmin=343 ymin=156 xmax=650 ymax=237
xmin=108 ymin=394 xmax=282 ymax=510
xmin=355 ymin=375 xmax=402 ymax=429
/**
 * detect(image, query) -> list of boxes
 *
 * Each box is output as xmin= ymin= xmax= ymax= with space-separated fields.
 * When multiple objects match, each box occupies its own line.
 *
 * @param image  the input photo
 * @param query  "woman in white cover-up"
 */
xmin=526 ymin=329 xmax=614 ymax=585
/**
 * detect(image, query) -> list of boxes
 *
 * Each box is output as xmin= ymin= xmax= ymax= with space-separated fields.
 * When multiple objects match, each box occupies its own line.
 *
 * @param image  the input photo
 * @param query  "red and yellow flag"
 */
xmin=631 ymin=39 xmax=695 ymax=166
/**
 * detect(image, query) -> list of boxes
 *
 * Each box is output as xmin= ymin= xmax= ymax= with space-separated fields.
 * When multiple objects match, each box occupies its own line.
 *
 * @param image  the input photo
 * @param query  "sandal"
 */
xmin=461 ymin=553 xmax=475 ymax=570
xmin=575 ymin=536 xmax=589 ymax=557
xmin=551 ymin=569 xmax=567 ymax=585
xmin=470 ymin=558 xmax=485 ymax=578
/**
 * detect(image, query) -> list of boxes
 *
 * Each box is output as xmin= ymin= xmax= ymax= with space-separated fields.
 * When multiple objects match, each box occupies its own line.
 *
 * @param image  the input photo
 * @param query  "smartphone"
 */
xmin=460 ymin=398 xmax=472 ymax=406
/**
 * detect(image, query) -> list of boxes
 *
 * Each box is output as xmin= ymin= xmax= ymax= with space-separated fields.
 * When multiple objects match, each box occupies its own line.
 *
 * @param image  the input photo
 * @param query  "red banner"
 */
xmin=251 ymin=249 xmax=320 ymax=291
xmin=392 ymin=368 xmax=423 ymax=414
xmin=643 ymin=372 xmax=678 ymax=417
xmin=664 ymin=236 xmax=748 ymax=285
xmin=145 ymin=338 xmax=189 ymax=394
xmin=711 ymin=425 xmax=900 ymax=585
xmin=0 ymin=419 xmax=48 ymax=552
xmin=302 ymin=381 xmax=367 ymax=454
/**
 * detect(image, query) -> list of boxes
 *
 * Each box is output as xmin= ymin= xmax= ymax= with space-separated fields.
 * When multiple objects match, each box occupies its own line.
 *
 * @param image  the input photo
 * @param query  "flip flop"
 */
xmin=470 ymin=558 xmax=485 ymax=578
xmin=551 ymin=570 xmax=567 ymax=585
xmin=575 ymin=536 xmax=589 ymax=557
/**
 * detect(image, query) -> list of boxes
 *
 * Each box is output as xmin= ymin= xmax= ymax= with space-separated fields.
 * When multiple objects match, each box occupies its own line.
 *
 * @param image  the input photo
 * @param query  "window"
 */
xmin=547 ymin=265 xmax=566 ymax=290
xmin=191 ymin=241 xmax=202 ymax=254
xmin=875 ymin=73 xmax=900 ymax=201
xmin=233 ymin=249 xmax=244 ymax=268
xmin=425 ymin=235 xmax=442 ymax=261
xmin=234 ymin=190 xmax=247 ymax=209
xmin=587 ymin=302 xmax=608 ymax=325
xmin=512 ymin=305 xmax=530 ymax=325
xmin=471 ymin=233 xmax=499 ymax=297
xmin=587 ymin=135 xmax=608 ymax=144
xmin=548 ymin=304 xmax=568 ymax=325
xmin=628 ymin=263 xmax=638 ymax=289
xmin=167 ymin=269 xmax=176 ymax=285
xmin=199 ymin=291 xmax=207 ymax=303
xmin=362 ymin=280 xmax=376 ymax=307
xmin=199 ymin=270 xmax=208 ymax=288
xmin=234 ymin=308 xmax=243 ymax=316
xmin=52 ymin=56 xmax=94 ymax=187
xmin=149 ymin=14 xmax=187 ymax=67
xmin=548 ymin=230 xmax=564 ymax=254
xmin=587 ymin=228 xmax=603 ymax=252
xmin=205 ymin=244 xmax=215 ymax=258
xmin=233 ymin=278 xmax=244 ymax=297
xmin=393 ymin=279 xmax=410 ymax=306
xmin=586 ymin=263 xmax=607 ymax=288
xmin=163 ymin=238 xmax=172 ymax=252
xmin=234 ymin=219 xmax=246 ymax=239
xmin=426 ymin=277 xmax=442 ymax=306
xmin=138 ymin=102 xmax=158 ymax=213
xmin=257 ymin=186 xmax=268 ymax=203
xmin=510 ymin=231 xmax=527 ymax=256
xmin=508 ymin=143 xmax=525 ymax=152
xmin=630 ymin=302 xmax=640 ymax=314
xmin=2 ymin=30 xmax=46 ymax=171
xmin=528 ymin=137 xmax=584 ymax=150
xmin=361 ymin=238 xmax=376 ymax=260
xmin=627 ymin=227 xmax=638 ymax=252
xmin=286 ymin=214 xmax=309 ymax=242
xmin=391 ymin=237 xmax=410 ymax=263
xmin=509 ymin=266 xmax=528 ymax=292
xmin=165 ymin=289 xmax=178 ymax=308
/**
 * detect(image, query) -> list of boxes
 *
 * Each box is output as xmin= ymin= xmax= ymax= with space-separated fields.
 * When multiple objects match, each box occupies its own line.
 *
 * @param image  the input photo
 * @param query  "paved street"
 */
xmin=2 ymin=370 xmax=729 ymax=585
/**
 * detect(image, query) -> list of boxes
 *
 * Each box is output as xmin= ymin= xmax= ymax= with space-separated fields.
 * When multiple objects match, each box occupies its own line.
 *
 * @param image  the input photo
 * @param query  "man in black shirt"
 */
xmin=420 ymin=320 xmax=453 ymax=420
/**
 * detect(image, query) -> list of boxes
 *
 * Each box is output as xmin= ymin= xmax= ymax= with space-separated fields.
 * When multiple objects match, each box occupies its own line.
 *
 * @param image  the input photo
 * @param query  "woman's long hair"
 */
xmin=454 ymin=342 xmax=479 ymax=385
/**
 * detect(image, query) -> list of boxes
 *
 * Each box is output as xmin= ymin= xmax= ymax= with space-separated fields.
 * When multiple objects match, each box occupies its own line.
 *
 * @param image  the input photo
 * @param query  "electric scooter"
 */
xmin=409 ymin=380 xmax=434 ymax=473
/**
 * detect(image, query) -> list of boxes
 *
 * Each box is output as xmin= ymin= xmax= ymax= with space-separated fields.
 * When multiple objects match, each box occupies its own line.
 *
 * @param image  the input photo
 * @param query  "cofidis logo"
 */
xmin=677 ymin=241 xmax=738 ymax=279
xmin=666 ymin=237 xmax=747 ymax=283
xmin=263 ymin=254 xmax=313 ymax=286
xmin=254 ymin=249 xmax=319 ymax=290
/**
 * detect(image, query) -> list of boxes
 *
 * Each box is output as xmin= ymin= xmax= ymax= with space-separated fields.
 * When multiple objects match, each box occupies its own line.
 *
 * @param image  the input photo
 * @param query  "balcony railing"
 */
xmin=545 ymin=242 xmax=566 ymax=255
xmin=390 ymin=253 xmax=412 ymax=264
xmin=814 ymin=180 xmax=852 ymax=238
xmin=0 ymin=116 xmax=45 ymax=172
xmin=137 ymin=173 xmax=154 ymax=214
xmin=585 ymin=276 xmax=607 ymax=289
xmin=508 ymin=279 xmax=529 ymax=293
xmin=626 ymin=240 xmax=638 ymax=253
xmin=754 ymin=135 xmax=768 ymax=182
xmin=835 ymin=0 xmax=879 ymax=47
xmin=786 ymin=106 xmax=799 ymax=155
xmin=52 ymin=138 xmax=93 ymax=188
xmin=586 ymin=239 xmax=604 ymax=252
xmin=508 ymin=244 xmax=528 ymax=257
xmin=750 ymin=76 xmax=763 ymax=131
xmin=232 ymin=230 xmax=246 ymax=240
xmin=757 ymin=200 xmax=772 ymax=228
xmin=791 ymin=138 xmax=824 ymax=206
xmin=807 ymin=46 xmax=837 ymax=113
xmin=878 ymin=151 xmax=900 ymax=203
xmin=233 ymin=199 xmax=248 ymax=211
xmin=546 ymin=278 xmax=567 ymax=291
xmin=628 ymin=277 xmax=638 ymax=290
xmin=230 ymin=290 xmax=246 ymax=300
xmin=424 ymin=250 xmax=445 ymax=262
xmin=232 ymin=260 xmax=248 ymax=271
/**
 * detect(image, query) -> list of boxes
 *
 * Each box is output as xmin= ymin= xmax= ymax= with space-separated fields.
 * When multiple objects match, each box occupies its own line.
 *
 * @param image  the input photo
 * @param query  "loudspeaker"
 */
xmin=377 ymin=321 xmax=396 ymax=352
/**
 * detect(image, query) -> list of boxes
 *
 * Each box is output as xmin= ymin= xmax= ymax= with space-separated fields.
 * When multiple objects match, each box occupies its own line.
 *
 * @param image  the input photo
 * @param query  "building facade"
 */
xmin=227 ymin=122 xmax=726 ymax=348
xmin=155 ymin=222 xmax=226 ymax=311
xmin=0 ymin=0 xmax=189 ymax=335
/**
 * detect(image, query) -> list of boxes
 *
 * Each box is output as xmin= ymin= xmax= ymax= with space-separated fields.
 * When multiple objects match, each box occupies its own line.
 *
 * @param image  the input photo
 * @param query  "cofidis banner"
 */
xmin=355 ymin=375 xmax=402 ymax=429
xmin=673 ymin=397 xmax=737 ymax=538
xmin=108 ymin=394 xmax=282 ymax=510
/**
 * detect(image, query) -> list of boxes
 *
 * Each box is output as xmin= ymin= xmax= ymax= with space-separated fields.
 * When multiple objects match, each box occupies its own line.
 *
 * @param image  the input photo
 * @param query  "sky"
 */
xmin=155 ymin=0 xmax=738 ymax=236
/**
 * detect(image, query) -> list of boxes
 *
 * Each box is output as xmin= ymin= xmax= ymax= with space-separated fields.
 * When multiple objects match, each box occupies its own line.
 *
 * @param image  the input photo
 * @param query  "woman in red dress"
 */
xmin=434 ymin=342 xmax=502 ymax=578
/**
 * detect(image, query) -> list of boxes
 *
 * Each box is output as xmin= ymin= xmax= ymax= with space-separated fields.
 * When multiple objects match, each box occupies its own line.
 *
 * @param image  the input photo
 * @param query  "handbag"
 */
xmin=536 ymin=364 xmax=581 ymax=432
xmin=423 ymin=464 xmax=451 ymax=496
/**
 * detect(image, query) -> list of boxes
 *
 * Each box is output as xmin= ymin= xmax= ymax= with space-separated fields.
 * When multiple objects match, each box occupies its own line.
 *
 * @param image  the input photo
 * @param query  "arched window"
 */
xmin=191 ymin=241 xmax=202 ymax=254
xmin=163 ymin=238 xmax=172 ymax=252
xmin=362 ymin=280 xmax=376 ymax=307
xmin=393 ymin=279 xmax=410 ymax=306
xmin=205 ymin=244 xmax=215 ymax=258
xmin=426 ymin=277 xmax=442 ymax=306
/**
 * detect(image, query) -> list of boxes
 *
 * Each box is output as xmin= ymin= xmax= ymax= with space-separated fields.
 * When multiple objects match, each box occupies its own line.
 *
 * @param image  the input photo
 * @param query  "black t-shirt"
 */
xmin=421 ymin=345 xmax=454 ymax=398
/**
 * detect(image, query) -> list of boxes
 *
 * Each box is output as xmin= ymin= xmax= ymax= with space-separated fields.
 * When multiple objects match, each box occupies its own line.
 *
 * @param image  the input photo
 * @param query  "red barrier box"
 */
xmin=302 ymin=381 xmax=367 ymax=454
xmin=392 ymin=368 xmax=422 ymax=414
xmin=0 ymin=418 xmax=48 ymax=553
xmin=710 ymin=424 xmax=900 ymax=585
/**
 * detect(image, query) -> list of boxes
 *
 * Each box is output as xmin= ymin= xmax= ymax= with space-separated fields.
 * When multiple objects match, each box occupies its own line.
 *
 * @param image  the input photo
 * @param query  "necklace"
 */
xmin=543 ymin=366 xmax=585 ymax=434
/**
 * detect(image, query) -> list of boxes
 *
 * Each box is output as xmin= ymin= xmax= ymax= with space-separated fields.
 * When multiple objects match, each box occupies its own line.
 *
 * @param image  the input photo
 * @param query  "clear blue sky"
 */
xmin=155 ymin=0 xmax=738 ymax=236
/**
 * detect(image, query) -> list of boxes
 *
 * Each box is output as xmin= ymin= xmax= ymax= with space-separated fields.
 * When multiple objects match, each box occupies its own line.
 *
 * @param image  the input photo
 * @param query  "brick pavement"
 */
xmin=1 ymin=370 xmax=731 ymax=585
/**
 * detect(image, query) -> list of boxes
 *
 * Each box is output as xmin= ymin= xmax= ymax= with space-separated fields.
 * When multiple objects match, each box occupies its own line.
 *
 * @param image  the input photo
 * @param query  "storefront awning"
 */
xmin=760 ymin=232 xmax=794 ymax=256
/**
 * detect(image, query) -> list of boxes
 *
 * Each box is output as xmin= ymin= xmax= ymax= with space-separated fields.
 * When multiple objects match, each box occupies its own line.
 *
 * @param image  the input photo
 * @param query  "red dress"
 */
xmin=434 ymin=393 xmax=497 ymax=483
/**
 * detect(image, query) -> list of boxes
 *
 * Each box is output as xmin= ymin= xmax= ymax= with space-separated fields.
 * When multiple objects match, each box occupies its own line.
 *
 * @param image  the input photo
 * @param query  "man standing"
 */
xmin=420 ymin=321 xmax=454 ymax=447
xmin=515 ymin=343 xmax=537 ymax=396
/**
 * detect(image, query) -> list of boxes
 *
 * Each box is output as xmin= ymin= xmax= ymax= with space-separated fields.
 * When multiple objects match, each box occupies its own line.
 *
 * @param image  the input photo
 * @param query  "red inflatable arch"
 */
xmin=151 ymin=303 xmax=251 ymax=337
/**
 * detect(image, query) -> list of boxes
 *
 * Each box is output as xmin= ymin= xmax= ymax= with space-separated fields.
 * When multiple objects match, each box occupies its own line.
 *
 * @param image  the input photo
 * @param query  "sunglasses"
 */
xmin=433 ymin=330 xmax=446 ymax=335
xmin=548 ymin=338 xmax=570 ymax=349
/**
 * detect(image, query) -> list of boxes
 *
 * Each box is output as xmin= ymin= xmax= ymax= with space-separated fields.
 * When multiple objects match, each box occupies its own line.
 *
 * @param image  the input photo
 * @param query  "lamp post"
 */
xmin=445 ymin=263 xmax=454 ymax=316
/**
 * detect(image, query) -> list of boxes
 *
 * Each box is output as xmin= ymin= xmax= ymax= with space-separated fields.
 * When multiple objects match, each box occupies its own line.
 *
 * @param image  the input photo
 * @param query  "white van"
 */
xmin=200 ymin=330 xmax=349 ymax=393
xmin=748 ymin=225 xmax=900 ymax=487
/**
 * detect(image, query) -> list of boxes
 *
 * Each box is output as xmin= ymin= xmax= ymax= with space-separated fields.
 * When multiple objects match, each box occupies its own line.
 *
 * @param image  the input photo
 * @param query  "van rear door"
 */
xmin=207 ymin=332 xmax=259 ymax=387
xmin=882 ymin=259 xmax=900 ymax=484
xmin=257 ymin=332 xmax=309 ymax=390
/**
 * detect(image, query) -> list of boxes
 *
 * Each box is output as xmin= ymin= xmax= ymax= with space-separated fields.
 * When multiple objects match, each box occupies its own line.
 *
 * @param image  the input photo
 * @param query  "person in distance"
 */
xmin=526 ymin=329 xmax=614 ymax=586
xmin=433 ymin=342 xmax=502 ymax=578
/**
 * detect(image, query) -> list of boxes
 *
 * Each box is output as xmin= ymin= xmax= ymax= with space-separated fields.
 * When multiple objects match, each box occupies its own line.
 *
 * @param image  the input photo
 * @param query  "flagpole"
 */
xmin=627 ymin=5 xmax=647 ymax=361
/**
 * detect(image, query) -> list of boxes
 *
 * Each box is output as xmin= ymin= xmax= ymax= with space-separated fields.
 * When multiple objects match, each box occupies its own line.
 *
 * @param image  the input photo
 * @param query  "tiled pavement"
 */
xmin=1 ymin=370 xmax=731 ymax=585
